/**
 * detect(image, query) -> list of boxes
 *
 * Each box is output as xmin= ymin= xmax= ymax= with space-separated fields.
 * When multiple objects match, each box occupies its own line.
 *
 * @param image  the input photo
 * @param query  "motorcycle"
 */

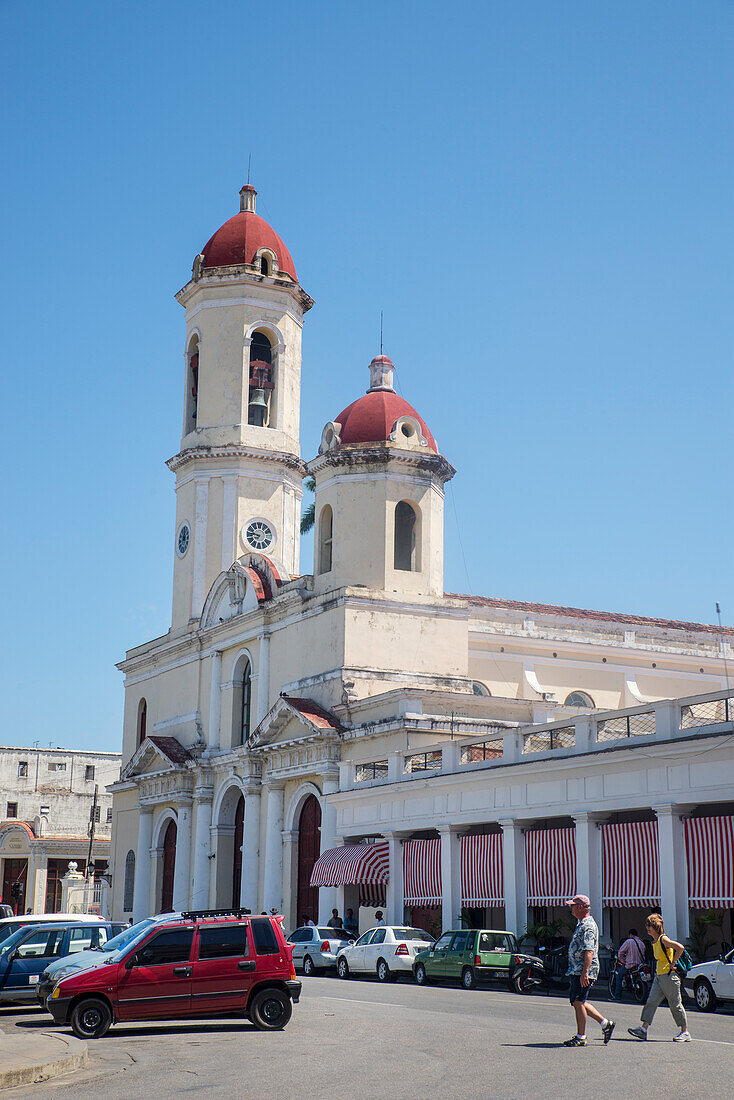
xmin=512 ymin=944 xmax=570 ymax=995
xmin=607 ymin=951 xmax=652 ymax=1004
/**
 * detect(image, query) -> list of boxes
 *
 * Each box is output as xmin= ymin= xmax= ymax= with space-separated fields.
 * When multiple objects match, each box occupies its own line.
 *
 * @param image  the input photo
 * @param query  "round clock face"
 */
xmin=245 ymin=519 xmax=274 ymax=552
xmin=176 ymin=522 xmax=191 ymax=557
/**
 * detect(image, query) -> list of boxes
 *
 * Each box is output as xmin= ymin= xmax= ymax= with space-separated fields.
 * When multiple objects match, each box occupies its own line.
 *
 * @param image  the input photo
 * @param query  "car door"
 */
xmin=347 ymin=930 xmax=375 ymax=972
xmin=365 ymin=927 xmax=386 ymax=972
xmin=287 ymin=928 xmax=308 ymax=968
xmin=426 ymin=932 xmax=454 ymax=978
xmin=190 ymin=921 xmax=254 ymax=1014
xmin=116 ymin=926 xmax=194 ymax=1020
xmin=1 ymin=927 xmax=66 ymax=995
xmin=443 ymin=931 xmax=472 ymax=981
xmin=715 ymin=950 xmax=734 ymax=999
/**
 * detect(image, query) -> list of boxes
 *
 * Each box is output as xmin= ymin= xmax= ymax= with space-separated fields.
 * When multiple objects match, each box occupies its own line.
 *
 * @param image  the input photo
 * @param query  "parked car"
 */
xmin=38 ymin=919 xmax=150 ymax=1006
xmin=0 ymin=913 xmax=106 ymax=947
xmin=0 ymin=921 xmax=121 ymax=1004
xmin=684 ymin=948 xmax=734 ymax=1012
xmin=413 ymin=928 xmax=543 ymax=991
xmin=286 ymin=926 xmax=356 ymax=975
xmin=336 ymin=926 xmax=435 ymax=982
xmin=47 ymin=910 xmax=301 ymax=1038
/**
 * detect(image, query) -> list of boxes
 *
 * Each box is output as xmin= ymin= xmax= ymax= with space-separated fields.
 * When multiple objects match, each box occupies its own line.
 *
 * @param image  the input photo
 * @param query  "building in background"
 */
xmin=109 ymin=187 xmax=733 ymax=941
xmin=0 ymin=746 xmax=120 ymax=913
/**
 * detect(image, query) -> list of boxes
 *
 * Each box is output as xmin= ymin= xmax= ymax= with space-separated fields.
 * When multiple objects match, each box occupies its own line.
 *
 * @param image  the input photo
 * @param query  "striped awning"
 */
xmin=309 ymin=842 xmax=389 ymax=888
xmin=403 ymin=839 xmax=442 ymax=906
xmin=359 ymin=883 xmax=386 ymax=908
xmin=460 ymin=833 xmax=503 ymax=906
xmin=602 ymin=821 xmax=660 ymax=907
xmin=685 ymin=816 xmax=734 ymax=908
xmin=525 ymin=827 xmax=576 ymax=906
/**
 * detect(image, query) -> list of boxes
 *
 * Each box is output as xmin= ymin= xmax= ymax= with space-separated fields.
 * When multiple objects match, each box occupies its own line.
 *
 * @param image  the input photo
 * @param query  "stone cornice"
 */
xmin=306 ymin=444 xmax=455 ymax=484
xmin=176 ymin=268 xmax=314 ymax=313
xmin=167 ymin=444 xmax=307 ymax=476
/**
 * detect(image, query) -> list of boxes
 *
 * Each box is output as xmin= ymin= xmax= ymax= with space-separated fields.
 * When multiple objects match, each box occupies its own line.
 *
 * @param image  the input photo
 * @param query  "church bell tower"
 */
xmin=168 ymin=186 xmax=313 ymax=630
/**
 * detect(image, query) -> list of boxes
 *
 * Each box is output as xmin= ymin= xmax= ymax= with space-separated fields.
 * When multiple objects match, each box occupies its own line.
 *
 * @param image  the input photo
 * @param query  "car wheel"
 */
xmin=461 ymin=967 xmax=476 ymax=990
xmin=337 ymin=956 xmax=349 ymax=979
xmin=249 ymin=988 xmax=292 ymax=1031
xmin=694 ymin=978 xmax=717 ymax=1012
xmin=303 ymin=955 xmax=315 ymax=977
xmin=414 ymin=962 xmax=432 ymax=986
xmin=377 ymin=958 xmax=393 ymax=983
xmin=70 ymin=997 xmax=113 ymax=1040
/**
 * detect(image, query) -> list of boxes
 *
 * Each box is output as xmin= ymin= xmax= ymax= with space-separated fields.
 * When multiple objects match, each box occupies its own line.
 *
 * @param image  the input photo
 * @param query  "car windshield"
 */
xmin=318 ymin=928 xmax=353 ymax=941
xmin=105 ymin=924 xmax=161 ymax=965
xmin=98 ymin=919 xmax=155 ymax=954
xmin=393 ymin=929 xmax=435 ymax=943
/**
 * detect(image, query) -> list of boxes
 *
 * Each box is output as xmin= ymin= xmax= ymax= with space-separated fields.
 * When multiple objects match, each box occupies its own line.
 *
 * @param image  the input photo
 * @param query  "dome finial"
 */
xmin=240 ymin=184 xmax=257 ymax=213
xmin=368 ymin=354 xmax=394 ymax=393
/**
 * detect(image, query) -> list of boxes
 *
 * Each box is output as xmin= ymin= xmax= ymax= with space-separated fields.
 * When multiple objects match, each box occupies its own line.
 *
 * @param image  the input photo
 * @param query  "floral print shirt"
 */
xmin=566 ymin=914 xmax=599 ymax=979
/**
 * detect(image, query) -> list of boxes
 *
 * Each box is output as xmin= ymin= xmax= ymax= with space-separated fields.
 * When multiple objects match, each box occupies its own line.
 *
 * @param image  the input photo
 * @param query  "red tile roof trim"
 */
xmin=448 ymin=593 xmax=734 ymax=637
xmin=148 ymin=736 xmax=194 ymax=765
xmin=283 ymin=696 xmax=344 ymax=732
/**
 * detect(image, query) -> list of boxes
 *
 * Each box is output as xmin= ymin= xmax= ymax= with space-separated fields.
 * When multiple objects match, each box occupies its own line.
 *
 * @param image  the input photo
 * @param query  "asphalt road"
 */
xmin=2 ymin=977 xmax=733 ymax=1099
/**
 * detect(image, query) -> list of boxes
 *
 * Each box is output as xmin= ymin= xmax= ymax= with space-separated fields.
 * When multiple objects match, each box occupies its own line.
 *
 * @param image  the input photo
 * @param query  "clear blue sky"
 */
xmin=2 ymin=1 xmax=732 ymax=752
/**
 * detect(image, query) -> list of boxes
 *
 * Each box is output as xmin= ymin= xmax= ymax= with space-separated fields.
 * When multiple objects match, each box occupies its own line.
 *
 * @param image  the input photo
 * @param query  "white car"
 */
xmin=287 ymin=926 xmax=356 ymax=975
xmin=0 ymin=913 xmax=105 ymax=947
xmin=336 ymin=926 xmax=435 ymax=983
xmin=684 ymin=948 xmax=734 ymax=1011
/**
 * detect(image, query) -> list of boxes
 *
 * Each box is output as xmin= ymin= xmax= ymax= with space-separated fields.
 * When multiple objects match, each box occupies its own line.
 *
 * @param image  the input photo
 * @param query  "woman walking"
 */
xmin=628 ymin=913 xmax=691 ymax=1042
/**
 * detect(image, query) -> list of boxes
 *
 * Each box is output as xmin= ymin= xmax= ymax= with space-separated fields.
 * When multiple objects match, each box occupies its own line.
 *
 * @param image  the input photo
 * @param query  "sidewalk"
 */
xmin=0 ymin=1031 xmax=88 ymax=1090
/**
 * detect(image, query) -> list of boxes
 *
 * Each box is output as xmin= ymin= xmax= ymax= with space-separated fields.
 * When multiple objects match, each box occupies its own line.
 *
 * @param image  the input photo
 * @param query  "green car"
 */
xmin=413 ymin=928 xmax=542 ymax=991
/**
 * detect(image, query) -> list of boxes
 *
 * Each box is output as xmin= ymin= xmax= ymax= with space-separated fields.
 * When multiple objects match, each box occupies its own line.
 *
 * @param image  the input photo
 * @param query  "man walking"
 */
xmin=563 ymin=893 xmax=615 ymax=1047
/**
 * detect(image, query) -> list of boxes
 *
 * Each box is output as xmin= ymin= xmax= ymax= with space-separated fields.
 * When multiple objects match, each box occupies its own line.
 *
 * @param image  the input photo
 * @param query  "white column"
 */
xmin=191 ymin=478 xmax=209 ymax=618
xmin=172 ymin=801 xmax=193 ymax=913
xmin=385 ymin=833 xmax=404 ymax=926
xmin=656 ymin=806 xmax=689 ymax=942
xmin=574 ymin=813 xmax=602 ymax=923
xmin=262 ymin=785 xmax=284 ymax=912
xmin=133 ymin=808 xmax=153 ymax=923
xmin=191 ymin=794 xmax=213 ymax=910
xmin=221 ymin=476 xmax=237 ymax=571
xmin=318 ymin=777 xmax=340 ymax=923
xmin=439 ymin=826 xmax=462 ymax=931
xmin=208 ymin=650 xmax=222 ymax=752
xmin=500 ymin=820 xmax=527 ymax=937
xmin=240 ymin=787 xmax=261 ymax=913
xmin=257 ymin=633 xmax=270 ymax=723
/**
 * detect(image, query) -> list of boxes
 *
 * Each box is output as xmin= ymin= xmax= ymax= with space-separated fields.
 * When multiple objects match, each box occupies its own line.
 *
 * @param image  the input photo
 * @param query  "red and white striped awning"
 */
xmin=602 ymin=821 xmax=660 ymax=907
xmin=685 ymin=816 xmax=734 ymax=908
xmin=460 ymin=834 xmax=503 ymax=906
xmin=525 ymin=828 xmax=576 ymax=906
xmin=403 ymin=839 xmax=442 ymax=907
xmin=309 ymin=842 xmax=389 ymax=888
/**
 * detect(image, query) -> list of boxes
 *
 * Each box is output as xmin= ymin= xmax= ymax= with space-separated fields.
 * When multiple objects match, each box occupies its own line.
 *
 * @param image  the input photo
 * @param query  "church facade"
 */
xmin=109 ymin=187 xmax=733 ymax=938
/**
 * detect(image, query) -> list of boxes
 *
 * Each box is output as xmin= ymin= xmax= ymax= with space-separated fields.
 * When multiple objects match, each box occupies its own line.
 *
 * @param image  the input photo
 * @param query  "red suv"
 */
xmin=47 ymin=908 xmax=300 ymax=1039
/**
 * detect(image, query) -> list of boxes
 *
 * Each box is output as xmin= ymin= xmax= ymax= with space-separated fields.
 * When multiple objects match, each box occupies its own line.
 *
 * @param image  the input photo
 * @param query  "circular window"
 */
xmin=401 ymin=422 xmax=415 ymax=438
xmin=243 ymin=519 xmax=275 ymax=552
xmin=176 ymin=522 xmax=191 ymax=558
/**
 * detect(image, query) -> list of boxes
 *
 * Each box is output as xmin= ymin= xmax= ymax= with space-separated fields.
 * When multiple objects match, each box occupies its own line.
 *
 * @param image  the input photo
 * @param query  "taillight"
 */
xmin=321 ymin=941 xmax=330 ymax=953
xmin=395 ymin=943 xmax=408 ymax=956
xmin=475 ymin=955 xmax=481 ymax=967
xmin=513 ymin=955 xmax=522 ymax=964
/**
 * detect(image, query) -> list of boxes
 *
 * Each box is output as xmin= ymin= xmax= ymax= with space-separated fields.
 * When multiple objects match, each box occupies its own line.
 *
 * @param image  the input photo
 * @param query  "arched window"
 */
xmin=472 ymin=681 xmax=491 ymax=697
xmin=260 ymin=255 xmax=270 ymax=276
xmin=137 ymin=699 xmax=147 ymax=747
xmin=123 ymin=850 xmax=135 ymax=912
xmin=565 ymin=691 xmax=595 ymax=709
xmin=394 ymin=501 xmax=420 ymax=572
xmin=235 ymin=661 xmax=252 ymax=747
xmin=318 ymin=505 xmax=333 ymax=574
xmin=185 ymin=335 xmax=199 ymax=435
xmin=248 ymin=331 xmax=274 ymax=427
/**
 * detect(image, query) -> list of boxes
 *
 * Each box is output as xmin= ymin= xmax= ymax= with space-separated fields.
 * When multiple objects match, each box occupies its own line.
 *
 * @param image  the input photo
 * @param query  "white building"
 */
xmin=0 ymin=746 xmax=119 ymax=913
xmin=109 ymin=186 xmax=734 ymax=943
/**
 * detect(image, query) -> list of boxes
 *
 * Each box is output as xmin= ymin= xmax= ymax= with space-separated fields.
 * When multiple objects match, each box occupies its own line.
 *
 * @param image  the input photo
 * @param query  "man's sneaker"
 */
xmin=602 ymin=1020 xmax=616 ymax=1045
xmin=673 ymin=1031 xmax=691 ymax=1042
xmin=628 ymin=1027 xmax=647 ymax=1041
xmin=563 ymin=1035 xmax=587 ymax=1046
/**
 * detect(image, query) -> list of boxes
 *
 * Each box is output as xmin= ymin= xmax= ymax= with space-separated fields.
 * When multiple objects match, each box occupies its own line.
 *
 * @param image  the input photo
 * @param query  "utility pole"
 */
xmin=85 ymin=785 xmax=99 ymax=912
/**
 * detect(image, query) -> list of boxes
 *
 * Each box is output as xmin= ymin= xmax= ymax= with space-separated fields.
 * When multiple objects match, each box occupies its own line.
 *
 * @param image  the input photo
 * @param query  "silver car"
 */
xmin=287 ymin=926 xmax=356 ymax=975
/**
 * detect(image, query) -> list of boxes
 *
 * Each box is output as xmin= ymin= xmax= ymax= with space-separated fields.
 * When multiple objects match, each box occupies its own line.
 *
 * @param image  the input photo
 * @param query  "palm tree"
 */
xmin=300 ymin=478 xmax=315 ymax=534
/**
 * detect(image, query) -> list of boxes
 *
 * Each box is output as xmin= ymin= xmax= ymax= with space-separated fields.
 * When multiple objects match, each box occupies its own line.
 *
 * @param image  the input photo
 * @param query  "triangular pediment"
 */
xmin=247 ymin=695 xmax=343 ymax=750
xmin=121 ymin=735 xmax=195 ymax=780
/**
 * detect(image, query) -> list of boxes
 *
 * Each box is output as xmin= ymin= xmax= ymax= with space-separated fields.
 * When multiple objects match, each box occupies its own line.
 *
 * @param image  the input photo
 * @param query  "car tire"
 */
xmin=377 ymin=958 xmax=393 ymax=983
xmin=461 ymin=967 xmax=476 ymax=990
xmin=694 ymin=978 xmax=717 ymax=1012
xmin=303 ymin=955 xmax=315 ymax=977
xmin=70 ymin=997 xmax=113 ymax=1040
xmin=337 ymin=956 xmax=349 ymax=979
xmin=249 ymin=988 xmax=293 ymax=1031
xmin=414 ymin=962 xmax=432 ymax=986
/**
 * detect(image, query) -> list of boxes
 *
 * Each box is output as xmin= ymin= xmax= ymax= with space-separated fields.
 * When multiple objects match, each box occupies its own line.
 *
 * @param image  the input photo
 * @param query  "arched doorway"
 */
xmin=232 ymin=795 xmax=244 ymax=908
xmin=161 ymin=819 xmax=177 ymax=913
xmin=297 ymin=795 xmax=321 ymax=925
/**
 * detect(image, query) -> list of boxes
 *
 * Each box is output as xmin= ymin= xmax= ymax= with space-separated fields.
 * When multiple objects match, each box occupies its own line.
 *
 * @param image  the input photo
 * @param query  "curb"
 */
xmin=0 ymin=1033 xmax=88 ymax=1091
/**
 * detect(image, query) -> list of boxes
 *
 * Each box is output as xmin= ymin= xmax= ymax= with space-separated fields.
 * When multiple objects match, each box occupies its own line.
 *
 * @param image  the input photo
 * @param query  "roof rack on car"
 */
xmin=180 ymin=907 xmax=252 ymax=920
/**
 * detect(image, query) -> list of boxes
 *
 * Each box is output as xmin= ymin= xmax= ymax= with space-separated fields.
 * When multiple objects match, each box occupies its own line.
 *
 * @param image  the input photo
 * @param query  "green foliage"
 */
xmin=519 ymin=918 xmax=572 ymax=947
xmin=300 ymin=478 xmax=316 ymax=535
xmin=685 ymin=909 xmax=725 ymax=962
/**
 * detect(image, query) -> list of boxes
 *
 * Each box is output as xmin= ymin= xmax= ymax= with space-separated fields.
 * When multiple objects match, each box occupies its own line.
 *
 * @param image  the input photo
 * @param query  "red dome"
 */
xmin=335 ymin=389 xmax=437 ymax=453
xmin=201 ymin=187 xmax=297 ymax=280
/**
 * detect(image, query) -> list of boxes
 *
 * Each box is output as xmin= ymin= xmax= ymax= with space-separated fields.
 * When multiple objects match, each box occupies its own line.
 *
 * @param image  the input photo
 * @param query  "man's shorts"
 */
xmin=568 ymin=974 xmax=596 ymax=1004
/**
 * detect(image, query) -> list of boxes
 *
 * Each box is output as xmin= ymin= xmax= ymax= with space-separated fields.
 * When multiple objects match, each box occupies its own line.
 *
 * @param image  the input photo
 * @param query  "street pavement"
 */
xmin=2 ymin=977 xmax=733 ymax=1099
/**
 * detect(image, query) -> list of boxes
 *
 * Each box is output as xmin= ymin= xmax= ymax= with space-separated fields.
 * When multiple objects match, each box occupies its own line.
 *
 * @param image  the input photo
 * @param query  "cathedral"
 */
xmin=109 ymin=187 xmax=733 ymax=941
